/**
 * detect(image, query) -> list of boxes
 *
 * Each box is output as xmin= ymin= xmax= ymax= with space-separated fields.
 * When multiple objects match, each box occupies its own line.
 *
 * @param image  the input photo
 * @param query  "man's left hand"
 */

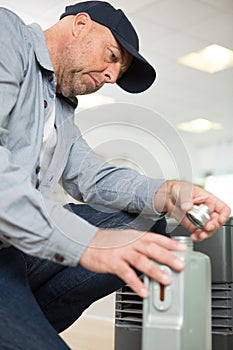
xmin=154 ymin=180 xmax=231 ymax=241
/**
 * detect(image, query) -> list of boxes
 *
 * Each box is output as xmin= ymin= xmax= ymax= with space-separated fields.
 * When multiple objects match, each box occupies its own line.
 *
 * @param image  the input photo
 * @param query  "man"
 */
xmin=0 ymin=1 xmax=230 ymax=349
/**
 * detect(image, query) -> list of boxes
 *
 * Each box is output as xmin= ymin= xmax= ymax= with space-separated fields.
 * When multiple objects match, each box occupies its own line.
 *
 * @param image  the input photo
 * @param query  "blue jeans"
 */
xmin=0 ymin=204 xmax=166 ymax=349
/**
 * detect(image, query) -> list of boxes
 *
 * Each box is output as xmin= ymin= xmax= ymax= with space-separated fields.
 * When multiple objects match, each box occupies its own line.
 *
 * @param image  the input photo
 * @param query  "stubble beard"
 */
xmin=59 ymin=70 xmax=99 ymax=97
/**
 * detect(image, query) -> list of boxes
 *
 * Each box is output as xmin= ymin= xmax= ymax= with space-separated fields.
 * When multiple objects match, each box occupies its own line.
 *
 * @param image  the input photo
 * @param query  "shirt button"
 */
xmin=54 ymin=253 xmax=65 ymax=263
xmin=36 ymin=166 xmax=40 ymax=175
xmin=44 ymin=100 xmax=47 ymax=108
xmin=36 ymin=179 xmax=40 ymax=189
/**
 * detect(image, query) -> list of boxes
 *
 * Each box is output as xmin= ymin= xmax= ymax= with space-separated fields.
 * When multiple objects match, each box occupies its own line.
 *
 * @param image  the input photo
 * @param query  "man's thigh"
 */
xmin=66 ymin=203 xmax=167 ymax=234
xmin=25 ymin=204 xmax=167 ymax=332
xmin=27 ymin=203 xmax=167 ymax=293
xmin=0 ymin=247 xmax=70 ymax=350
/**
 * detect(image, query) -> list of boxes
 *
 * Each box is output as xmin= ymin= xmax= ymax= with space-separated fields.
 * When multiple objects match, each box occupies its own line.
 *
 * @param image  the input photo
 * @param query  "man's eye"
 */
xmin=111 ymin=51 xmax=118 ymax=62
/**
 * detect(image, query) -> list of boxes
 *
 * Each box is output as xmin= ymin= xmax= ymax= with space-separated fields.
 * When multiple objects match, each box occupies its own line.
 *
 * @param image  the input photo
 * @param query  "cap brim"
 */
xmin=112 ymin=31 xmax=156 ymax=93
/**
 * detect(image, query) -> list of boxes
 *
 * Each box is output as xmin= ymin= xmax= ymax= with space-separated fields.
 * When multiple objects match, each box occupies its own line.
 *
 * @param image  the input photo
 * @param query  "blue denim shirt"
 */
xmin=0 ymin=8 xmax=165 ymax=266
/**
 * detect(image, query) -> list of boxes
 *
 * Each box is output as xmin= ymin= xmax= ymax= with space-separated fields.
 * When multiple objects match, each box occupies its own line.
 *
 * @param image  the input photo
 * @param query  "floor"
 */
xmin=60 ymin=317 xmax=114 ymax=350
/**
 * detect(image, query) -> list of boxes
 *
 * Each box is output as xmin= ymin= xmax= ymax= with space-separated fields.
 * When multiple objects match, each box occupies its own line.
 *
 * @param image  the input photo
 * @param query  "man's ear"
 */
xmin=72 ymin=13 xmax=92 ymax=38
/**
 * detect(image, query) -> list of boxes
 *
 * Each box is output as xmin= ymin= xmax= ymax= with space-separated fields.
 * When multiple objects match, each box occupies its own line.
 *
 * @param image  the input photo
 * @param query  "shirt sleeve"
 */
xmin=0 ymin=9 xmax=98 ymax=266
xmin=62 ymin=127 xmax=166 ymax=219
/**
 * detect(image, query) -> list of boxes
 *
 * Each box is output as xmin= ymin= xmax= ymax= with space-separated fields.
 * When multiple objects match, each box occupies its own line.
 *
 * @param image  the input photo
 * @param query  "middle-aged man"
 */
xmin=0 ymin=1 xmax=230 ymax=349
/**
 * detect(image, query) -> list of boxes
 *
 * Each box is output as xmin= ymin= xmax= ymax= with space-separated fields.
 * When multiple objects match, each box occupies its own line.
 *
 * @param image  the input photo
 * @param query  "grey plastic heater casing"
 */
xmin=142 ymin=237 xmax=211 ymax=350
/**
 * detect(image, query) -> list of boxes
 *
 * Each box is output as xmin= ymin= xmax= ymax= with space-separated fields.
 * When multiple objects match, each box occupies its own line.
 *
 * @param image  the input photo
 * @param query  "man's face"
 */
xmin=56 ymin=18 xmax=132 ymax=97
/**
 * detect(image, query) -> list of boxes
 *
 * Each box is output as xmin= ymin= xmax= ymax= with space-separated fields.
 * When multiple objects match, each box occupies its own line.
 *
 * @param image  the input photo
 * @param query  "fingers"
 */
xmin=190 ymin=200 xmax=231 ymax=241
xmin=144 ymin=242 xmax=185 ymax=270
xmin=143 ymin=231 xmax=187 ymax=252
xmin=116 ymin=262 xmax=149 ymax=298
xmin=205 ymin=211 xmax=221 ymax=232
xmin=191 ymin=230 xmax=209 ymax=242
xmin=214 ymin=199 xmax=231 ymax=224
xmin=168 ymin=182 xmax=230 ymax=226
xmin=171 ymin=185 xmax=231 ymax=241
xmin=117 ymin=247 xmax=185 ymax=298
xmin=81 ymin=229 xmax=187 ymax=299
xmin=116 ymin=256 xmax=171 ymax=298
xmin=115 ymin=235 xmax=186 ymax=298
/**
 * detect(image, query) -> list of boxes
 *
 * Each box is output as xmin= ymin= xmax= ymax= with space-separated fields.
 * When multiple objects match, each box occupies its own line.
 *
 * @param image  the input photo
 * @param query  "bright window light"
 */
xmin=205 ymin=174 xmax=233 ymax=215
xmin=178 ymin=44 xmax=233 ymax=73
xmin=177 ymin=118 xmax=222 ymax=133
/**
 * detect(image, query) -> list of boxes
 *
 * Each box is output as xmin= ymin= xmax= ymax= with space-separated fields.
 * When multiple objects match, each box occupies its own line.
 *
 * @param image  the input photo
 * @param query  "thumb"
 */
xmin=180 ymin=201 xmax=193 ymax=212
xmin=171 ymin=182 xmax=193 ymax=211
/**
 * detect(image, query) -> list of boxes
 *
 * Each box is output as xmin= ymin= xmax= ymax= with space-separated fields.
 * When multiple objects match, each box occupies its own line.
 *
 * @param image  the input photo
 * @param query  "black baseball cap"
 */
xmin=60 ymin=1 xmax=156 ymax=93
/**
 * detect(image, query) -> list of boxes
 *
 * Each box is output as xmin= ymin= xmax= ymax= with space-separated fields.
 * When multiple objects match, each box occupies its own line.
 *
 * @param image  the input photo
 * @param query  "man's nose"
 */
xmin=103 ymin=64 xmax=121 ymax=84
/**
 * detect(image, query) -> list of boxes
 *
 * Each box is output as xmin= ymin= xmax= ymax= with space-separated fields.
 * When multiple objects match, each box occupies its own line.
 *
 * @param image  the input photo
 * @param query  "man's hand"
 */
xmin=80 ymin=180 xmax=231 ymax=298
xmin=154 ymin=180 xmax=231 ymax=241
xmin=80 ymin=229 xmax=186 ymax=298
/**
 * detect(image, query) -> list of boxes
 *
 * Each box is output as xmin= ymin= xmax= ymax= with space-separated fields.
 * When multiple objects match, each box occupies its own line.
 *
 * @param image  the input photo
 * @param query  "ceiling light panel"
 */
xmin=177 ymin=118 xmax=222 ymax=133
xmin=178 ymin=44 xmax=233 ymax=73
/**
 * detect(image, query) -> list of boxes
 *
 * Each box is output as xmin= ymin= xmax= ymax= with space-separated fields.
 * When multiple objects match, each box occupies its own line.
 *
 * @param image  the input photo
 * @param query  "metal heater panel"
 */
xmin=114 ymin=219 xmax=233 ymax=350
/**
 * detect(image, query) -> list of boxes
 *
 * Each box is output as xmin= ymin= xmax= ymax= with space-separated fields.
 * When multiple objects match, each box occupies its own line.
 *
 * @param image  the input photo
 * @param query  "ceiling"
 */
xmin=1 ymin=0 xmax=232 ymax=149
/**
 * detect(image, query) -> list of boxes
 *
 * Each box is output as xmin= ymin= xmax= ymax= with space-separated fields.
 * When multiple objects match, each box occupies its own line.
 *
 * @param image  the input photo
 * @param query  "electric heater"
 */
xmin=114 ymin=218 xmax=233 ymax=350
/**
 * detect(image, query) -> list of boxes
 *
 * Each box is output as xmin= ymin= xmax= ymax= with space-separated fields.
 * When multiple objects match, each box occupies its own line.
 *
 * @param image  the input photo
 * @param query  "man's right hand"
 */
xmin=79 ymin=229 xmax=186 ymax=298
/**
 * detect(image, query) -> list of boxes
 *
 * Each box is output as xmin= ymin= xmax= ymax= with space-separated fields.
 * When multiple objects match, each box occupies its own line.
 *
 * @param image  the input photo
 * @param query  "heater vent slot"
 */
xmin=212 ymin=283 xmax=233 ymax=334
xmin=115 ymin=285 xmax=143 ymax=328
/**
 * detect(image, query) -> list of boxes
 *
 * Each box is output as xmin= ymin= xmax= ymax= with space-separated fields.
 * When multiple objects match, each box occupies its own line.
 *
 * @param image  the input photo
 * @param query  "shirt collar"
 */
xmin=28 ymin=23 xmax=54 ymax=72
xmin=27 ymin=22 xmax=78 ymax=110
